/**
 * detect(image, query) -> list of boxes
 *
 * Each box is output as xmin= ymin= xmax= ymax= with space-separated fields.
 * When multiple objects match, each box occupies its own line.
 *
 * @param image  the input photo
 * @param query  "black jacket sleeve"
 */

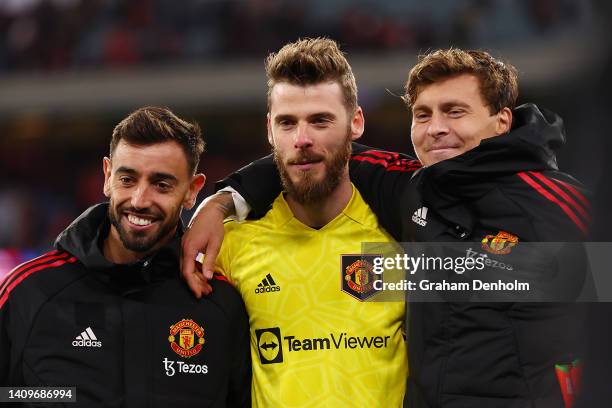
xmin=216 ymin=143 xmax=420 ymax=238
xmin=489 ymin=170 xmax=593 ymax=302
xmin=216 ymin=154 xmax=280 ymax=220
xmin=348 ymin=143 xmax=420 ymax=239
xmin=0 ymin=297 xmax=9 ymax=385
xmin=227 ymin=295 xmax=252 ymax=408
xmin=506 ymin=170 xmax=590 ymax=242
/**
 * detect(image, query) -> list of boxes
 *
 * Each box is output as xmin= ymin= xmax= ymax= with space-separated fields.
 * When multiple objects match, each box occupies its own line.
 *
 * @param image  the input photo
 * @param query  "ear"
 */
xmin=495 ymin=107 xmax=513 ymax=135
xmin=266 ymin=112 xmax=274 ymax=146
xmin=103 ymin=157 xmax=112 ymax=198
xmin=350 ymin=106 xmax=365 ymax=141
xmin=183 ymin=173 xmax=206 ymax=210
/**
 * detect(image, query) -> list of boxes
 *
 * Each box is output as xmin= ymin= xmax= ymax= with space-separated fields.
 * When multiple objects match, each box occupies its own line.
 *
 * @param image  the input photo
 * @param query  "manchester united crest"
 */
xmin=168 ymin=319 xmax=205 ymax=358
xmin=341 ymin=255 xmax=380 ymax=301
xmin=481 ymin=231 xmax=519 ymax=255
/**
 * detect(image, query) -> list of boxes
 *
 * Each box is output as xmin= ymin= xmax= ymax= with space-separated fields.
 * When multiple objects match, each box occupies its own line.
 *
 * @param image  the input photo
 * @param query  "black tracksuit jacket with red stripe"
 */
xmin=218 ymin=103 xmax=590 ymax=408
xmin=0 ymin=203 xmax=251 ymax=407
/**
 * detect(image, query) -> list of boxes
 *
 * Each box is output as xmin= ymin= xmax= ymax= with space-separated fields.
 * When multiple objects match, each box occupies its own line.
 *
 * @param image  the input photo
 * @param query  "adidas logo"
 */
xmin=255 ymin=273 xmax=281 ymax=294
xmin=411 ymin=206 xmax=428 ymax=227
xmin=72 ymin=327 xmax=102 ymax=348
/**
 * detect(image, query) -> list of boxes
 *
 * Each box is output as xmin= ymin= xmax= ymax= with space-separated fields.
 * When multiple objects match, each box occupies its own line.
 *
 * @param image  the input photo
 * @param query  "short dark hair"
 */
xmin=404 ymin=48 xmax=518 ymax=114
xmin=110 ymin=106 xmax=205 ymax=174
xmin=265 ymin=37 xmax=358 ymax=112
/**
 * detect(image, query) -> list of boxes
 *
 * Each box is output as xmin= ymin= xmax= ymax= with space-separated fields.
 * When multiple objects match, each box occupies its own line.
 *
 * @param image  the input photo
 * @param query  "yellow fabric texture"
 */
xmin=216 ymin=186 xmax=408 ymax=407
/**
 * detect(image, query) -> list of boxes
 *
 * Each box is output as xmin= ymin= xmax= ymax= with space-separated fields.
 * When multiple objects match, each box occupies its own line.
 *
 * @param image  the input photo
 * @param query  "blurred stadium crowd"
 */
xmin=0 ymin=0 xmax=607 ymax=276
xmin=0 ymin=0 xmax=593 ymax=72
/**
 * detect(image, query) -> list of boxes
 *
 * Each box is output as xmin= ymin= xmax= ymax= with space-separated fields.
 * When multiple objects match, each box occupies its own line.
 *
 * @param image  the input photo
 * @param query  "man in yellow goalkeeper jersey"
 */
xmin=211 ymin=38 xmax=408 ymax=407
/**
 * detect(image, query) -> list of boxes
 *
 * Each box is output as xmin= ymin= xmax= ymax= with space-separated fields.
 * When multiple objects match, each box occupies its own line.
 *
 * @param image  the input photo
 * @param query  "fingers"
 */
xmin=195 ymin=251 xmax=212 ymax=281
xmin=181 ymin=246 xmax=205 ymax=298
xmin=189 ymin=261 xmax=215 ymax=298
xmin=194 ymin=253 xmax=214 ymax=296
xmin=200 ymin=280 xmax=213 ymax=296
xmin=181 ymin=195 xmax=228 ymax=298
xmin=202 ymin=239 xmax=221 ymax=280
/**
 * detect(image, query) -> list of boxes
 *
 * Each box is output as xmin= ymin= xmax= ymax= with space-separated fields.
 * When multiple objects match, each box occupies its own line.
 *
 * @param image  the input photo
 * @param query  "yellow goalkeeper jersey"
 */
xmin=215 ymin=186 xmax=407 ymax=407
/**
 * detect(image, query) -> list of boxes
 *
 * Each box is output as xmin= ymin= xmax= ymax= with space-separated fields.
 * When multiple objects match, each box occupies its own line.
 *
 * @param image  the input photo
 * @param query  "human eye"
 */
xmin=156 ymin=181 xmax=173 ymax=192
xmin=277 ymin=118 xmax=295 ymax=129
xmin=118 ymin=175 xmax=134 ymax=185
xmin=448 ymin=108 xmax=466 ymax=117
xmin=312 ymin=117 xmax=331 ymax=127
xmin=413 ymin=111 xmax=430 ymax=122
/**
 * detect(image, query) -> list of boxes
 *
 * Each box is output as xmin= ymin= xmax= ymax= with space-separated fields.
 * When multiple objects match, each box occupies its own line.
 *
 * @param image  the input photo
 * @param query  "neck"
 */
xmin=285 ymin=176 xmax=353 ymax=229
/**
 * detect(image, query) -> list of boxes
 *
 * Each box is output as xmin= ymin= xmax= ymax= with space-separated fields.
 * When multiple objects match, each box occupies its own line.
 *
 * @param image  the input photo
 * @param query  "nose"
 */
xmin=294 ymin=123 xmax=313 ymax=149
xmin=426 ymin=112 xmax=449 ymax=139
xmin=130 ymin=183 xmax=152 ymax=210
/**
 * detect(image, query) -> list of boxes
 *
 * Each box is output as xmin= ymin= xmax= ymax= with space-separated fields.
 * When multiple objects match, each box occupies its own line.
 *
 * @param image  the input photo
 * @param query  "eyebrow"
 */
xmin=412 ymin=100 xmax=471 ymax=112
xmin=115 ymin=166 xmax=138 ymax=175
xmin=308 ymin=112 xmax=336 ymax=121
xmin=440 ymin=100 xmax=471 ymax=110
xmin=150 ymin=172 xmax=178 ymax=183
xmin=274 ymin=112 xmax=336 ymax=123
xmin=274 ymin=114 xmax=295 ymax=124
xmin=115 ymin=167 xmax=178 ymax=182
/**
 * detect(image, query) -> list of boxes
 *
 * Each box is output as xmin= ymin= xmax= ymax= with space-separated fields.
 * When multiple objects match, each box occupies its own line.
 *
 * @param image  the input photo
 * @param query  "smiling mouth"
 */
xmin=126 ymin=213 xmax=157 ymax=227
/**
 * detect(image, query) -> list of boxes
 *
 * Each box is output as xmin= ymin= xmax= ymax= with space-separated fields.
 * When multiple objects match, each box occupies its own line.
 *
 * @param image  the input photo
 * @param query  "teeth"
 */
xmin=127 ymin=214 xmax=153 ymax=226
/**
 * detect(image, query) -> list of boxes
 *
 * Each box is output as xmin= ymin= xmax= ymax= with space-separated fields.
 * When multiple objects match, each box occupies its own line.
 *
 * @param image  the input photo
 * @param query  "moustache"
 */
xmin=119 ymin=206 xmax=162 ymax=219
xmin=287 ymin=152 xmax=325 ymax=165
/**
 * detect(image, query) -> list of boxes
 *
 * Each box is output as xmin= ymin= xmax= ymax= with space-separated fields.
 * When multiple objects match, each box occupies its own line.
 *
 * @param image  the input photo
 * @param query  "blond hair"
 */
xmin=404 ymin=48 xmax=518 ymax=114
xmin=265 ymin=37 xmax=358 ymax=111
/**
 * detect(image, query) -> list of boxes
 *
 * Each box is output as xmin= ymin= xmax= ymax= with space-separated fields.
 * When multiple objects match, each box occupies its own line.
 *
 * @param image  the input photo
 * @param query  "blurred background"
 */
xmin=1 ymin=1 xmax=612 ymax=404
xmin=0 ymin=0 xmax=610 ymax=272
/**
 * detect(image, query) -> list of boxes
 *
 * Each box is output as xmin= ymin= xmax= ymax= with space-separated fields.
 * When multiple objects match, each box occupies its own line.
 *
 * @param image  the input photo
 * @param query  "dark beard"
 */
xmin=107 ymin=204 xmax=177 ymax=254
xmin=274 ymin=134 xmax=352 ymax=205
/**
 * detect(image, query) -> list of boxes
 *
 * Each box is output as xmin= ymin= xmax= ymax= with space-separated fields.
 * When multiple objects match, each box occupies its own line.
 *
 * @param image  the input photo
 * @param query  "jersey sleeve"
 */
xmin=214 ymin=226 xmax=232 ymax=281
xmin=214 ymin=220 xmax=243 ymax=283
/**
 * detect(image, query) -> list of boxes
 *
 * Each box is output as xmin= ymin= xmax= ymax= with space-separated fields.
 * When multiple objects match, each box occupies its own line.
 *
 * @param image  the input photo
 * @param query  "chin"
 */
xmin=428 ymin=151 xmax=460 ymax=166
xmin=295 ymin=169 xmax=324 ymax=183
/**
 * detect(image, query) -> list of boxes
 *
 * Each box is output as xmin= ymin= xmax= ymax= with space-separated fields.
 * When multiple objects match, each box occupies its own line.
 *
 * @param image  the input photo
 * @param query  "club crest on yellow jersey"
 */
xmin=341 ymin=255 xmax=380 ymax=301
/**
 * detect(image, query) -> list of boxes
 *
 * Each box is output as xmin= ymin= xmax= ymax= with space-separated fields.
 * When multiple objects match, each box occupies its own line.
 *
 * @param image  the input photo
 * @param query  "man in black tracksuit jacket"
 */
xmin=0 ymin=107 xmax=251 ymax=407
xmin=0 ymin=204 xmax=250 ymax=407
xmin=190 ymin=50 xmax=590 ymax=407
xmin=349 ymin=104 xmax=590 ymax=408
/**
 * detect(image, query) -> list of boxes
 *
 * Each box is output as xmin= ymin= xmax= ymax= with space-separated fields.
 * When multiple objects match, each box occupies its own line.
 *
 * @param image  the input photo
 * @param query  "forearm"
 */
xmin=189 ymin=191 xmax=236 ymax=226
xmin=182 ymin=191 xmax=236 ymax=293
xmin=215 ymin=154 xmax=281 ymax=219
